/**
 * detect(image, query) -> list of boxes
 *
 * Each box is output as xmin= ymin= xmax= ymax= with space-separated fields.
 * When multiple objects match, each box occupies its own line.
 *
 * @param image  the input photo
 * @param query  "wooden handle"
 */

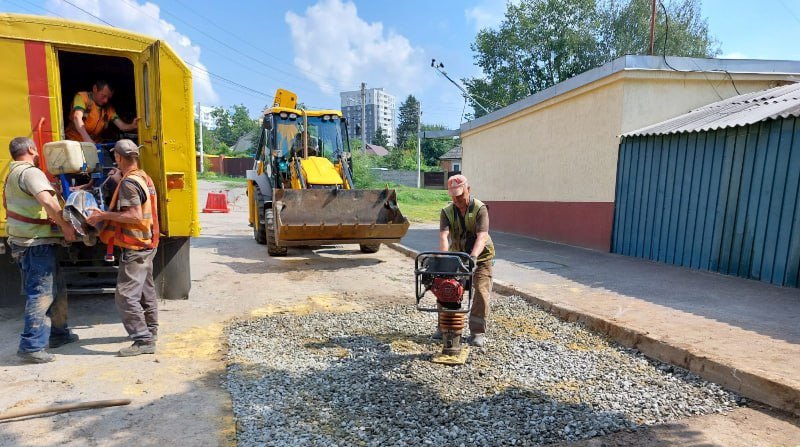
xmin=0 ymin=399 xmax=132 ymax=422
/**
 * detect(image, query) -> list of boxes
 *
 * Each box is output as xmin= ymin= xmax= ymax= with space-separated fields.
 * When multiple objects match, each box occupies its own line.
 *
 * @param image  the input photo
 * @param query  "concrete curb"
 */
xmin=387 ymin=243 xmax=800 ymax=416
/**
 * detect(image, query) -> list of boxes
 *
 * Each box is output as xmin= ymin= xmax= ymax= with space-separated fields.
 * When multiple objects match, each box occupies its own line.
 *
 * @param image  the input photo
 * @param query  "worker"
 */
xmin=4 ymin=137 xmax=78 ymax=364
xmin=438 ymin=174 xmax=495 ymax=347
xmin=86 ymin=140 xmax=159 ymax=357
xmin=65 ymin=80 xmax=140 ymax=143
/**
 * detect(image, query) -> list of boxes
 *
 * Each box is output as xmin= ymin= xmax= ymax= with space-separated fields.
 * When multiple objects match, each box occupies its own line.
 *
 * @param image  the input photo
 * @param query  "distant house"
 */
xmin=231 ymin=130 xmax=258 ymax=155
xmin=365 ymin=144 xmax=389 ymax=157
xmin=439 ymin=146 xmax=462 ymax=173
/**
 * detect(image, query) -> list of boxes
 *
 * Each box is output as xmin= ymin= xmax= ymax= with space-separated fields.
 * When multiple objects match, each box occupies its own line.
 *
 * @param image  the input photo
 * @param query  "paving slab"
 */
xmin=394 ymin=224 xmax=800 ymax=415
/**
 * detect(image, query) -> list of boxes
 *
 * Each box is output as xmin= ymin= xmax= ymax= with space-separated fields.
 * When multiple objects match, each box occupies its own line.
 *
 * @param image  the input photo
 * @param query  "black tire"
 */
xmin=359 ymin=243 xmax=380 ymax=253
xmin=266 ymin=208 xmax=287 ymax=257
xmin=0 ymin=243 xmax=22 ymax=308
xmin=253 ymin=187 xmax=266 ymax=245
xmin=154 ymin=237 xmax=191 ymax=300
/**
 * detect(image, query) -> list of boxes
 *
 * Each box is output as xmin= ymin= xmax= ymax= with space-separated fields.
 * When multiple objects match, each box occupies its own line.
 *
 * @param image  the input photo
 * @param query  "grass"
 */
xmin=198 ymin=173 xmax=247 ymax=189
xmin=392 ymin=185 xmax=449 ymax=223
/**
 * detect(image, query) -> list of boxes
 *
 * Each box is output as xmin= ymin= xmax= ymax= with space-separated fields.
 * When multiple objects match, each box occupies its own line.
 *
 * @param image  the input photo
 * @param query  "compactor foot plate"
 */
xmin=432 ymin=346 xmax=470 ymax=365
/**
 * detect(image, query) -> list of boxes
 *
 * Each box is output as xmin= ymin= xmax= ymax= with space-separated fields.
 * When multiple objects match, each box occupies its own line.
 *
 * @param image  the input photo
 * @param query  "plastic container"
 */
xmin=43 ymin=140 xmax=98 ymax=174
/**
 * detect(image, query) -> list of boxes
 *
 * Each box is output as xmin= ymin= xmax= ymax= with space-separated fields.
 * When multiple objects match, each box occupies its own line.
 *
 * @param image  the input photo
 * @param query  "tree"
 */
xmin=230 ymin=104 xmax=258 ymax=140
xmin=210 ymin=107 xmax=235 ymax=146
xmin=372 ymin=126 xmax=390 ymax=147
xmin=421 ymin=124 xmax=460 ymax=166
xmin=396 ymin=95 xmax=420 ymax=147
xmin=464 ymin=0 xmax=720 ymax=117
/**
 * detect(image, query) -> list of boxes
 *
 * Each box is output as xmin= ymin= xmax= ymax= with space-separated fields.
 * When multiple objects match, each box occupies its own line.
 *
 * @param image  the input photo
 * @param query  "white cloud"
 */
xmin=44 ymin=0 xmax=218 ymax=104
xmin=720 ymin=52 xmax=749 ymax=59
xmin=465 ymin=0 xmax=509 ymax=31
xmin=285 ymin=0 xmax=424 ymax=96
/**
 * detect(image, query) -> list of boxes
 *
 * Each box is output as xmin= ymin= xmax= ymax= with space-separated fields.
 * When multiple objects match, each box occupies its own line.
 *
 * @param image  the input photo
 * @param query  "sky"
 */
xmin=2 ymin=0 xmax=800 ymax=129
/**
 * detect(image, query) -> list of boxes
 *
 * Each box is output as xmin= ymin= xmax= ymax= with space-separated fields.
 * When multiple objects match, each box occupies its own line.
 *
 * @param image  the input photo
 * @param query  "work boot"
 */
xmin=118 ymin=340 xmax=156 ymax=357
xmin=49 ymin=333 xmax=80 ymax=349
xmin=467 ymin=333 xmax=487 ymax=347
xmin=148 ymin=326 xmax=158 ymax=342
xmin=17 ymin=350 xmax=55 ymax=364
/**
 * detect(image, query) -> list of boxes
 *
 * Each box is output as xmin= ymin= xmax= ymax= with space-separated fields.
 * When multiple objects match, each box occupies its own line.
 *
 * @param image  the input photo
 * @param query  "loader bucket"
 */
xmin=273 ymin=188 xmax=410 ymax=246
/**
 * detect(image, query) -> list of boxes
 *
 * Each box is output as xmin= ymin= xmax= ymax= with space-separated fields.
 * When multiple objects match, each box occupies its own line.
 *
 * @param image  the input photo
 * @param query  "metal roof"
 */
xmin=439 ymin=146 xmax=462 ymax=160
xmin=622 ymin=82 xmax=800 ymax=137
xmin=461 ymin=55 xmax=800 ymax=134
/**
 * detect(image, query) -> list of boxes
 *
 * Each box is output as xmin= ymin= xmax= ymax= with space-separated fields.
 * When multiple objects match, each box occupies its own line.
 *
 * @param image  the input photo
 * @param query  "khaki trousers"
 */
xmin=116 ymin=247 xmax=158 ymax=342
xmin=469 ymin=261 xmax=493 ymax=334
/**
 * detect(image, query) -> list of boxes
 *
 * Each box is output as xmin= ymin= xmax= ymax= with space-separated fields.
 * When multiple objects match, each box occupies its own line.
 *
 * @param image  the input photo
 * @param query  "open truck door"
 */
xmin=138 ymin=40 xmax=198 ymax=300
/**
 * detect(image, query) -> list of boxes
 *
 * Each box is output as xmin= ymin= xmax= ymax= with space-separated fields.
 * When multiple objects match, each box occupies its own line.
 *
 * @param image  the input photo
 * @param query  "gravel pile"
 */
xmin=225 ymin=296 xmax=741 ymax=446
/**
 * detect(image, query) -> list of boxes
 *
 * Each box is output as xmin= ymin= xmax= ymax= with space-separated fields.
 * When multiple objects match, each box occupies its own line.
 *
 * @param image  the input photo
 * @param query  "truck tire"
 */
xmin=265 ymin=208 xmax=287 ymax=257
xmin=253 ymin=187 xmax=266 ymax=245
xmin=154 ymin=237 xmax=191 ymax=300
xmin=359 ymin=243 xmax=381 ymax=253
xmin=0 ymin=244 xmax=22 ymax=308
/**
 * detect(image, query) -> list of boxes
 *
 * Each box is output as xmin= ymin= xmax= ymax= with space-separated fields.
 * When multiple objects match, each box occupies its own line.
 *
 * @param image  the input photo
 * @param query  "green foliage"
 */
xmin=210 ymin=107 xmax=235 ymax=145
xmin=465 ymin=0 xmax=720 ymax=117
xmin=350 ymin=150 xmax=377 ymax=188
xmin=209 ymin=104 xmax=258 ymax=146
xmin=421 ymin=124 xmax=459 ymax=166
xmin=372 ymin=126 xmax=390 ymax=148
xmin=381 ymin=147 xmax=419 ymax=171
xmin=397 ymin=95 xmax=420 ymax=147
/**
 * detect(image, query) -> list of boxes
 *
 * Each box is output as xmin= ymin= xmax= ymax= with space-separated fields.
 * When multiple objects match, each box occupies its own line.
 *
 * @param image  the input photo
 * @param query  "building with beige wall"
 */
xmin=459 ymin=55 xmax=800 ymax=250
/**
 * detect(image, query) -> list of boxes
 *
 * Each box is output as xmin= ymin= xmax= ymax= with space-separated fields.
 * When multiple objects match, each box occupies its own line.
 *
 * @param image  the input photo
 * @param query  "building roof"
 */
xmin=622 ymin=82 xmax=800 ymax=137
xmin=461 ymin=55 xmax=800 ymax=135
xmin=439 ymin=146 xmax=462 ymax=160
xmin=365 ymin=144 xmax=389 ymax=156
xmin=231 ymin=130 xmax=258 ymax=154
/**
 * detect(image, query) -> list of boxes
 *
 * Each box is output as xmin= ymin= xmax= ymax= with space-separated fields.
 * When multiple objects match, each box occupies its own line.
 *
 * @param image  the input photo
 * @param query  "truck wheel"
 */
xmin=253 ymin=187 xmax=266 ymax=245
xmin=266 ymin=208 xmax=287 ymax=257
xmin=0 ymin=244 xmax=22 ymax=307
xmin=359 ymin=243 xmax=380 ymax=253
xmin=154 ymin=237 xmax=191 ymax=300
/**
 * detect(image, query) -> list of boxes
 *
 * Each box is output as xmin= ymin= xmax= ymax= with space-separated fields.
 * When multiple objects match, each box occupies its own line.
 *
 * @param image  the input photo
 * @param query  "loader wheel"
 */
xmin=253 ymin=188 xmax=266 ymax=245
xmin=266 ymin=208 xmax=287 ymax=257
xmin=359 ymin=243 xmax=380 ymax=254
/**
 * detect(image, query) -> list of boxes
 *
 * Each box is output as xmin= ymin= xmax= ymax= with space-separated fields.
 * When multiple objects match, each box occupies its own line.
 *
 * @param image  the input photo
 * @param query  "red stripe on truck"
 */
xmin=24 ymin=41 xmax=53 ymax=148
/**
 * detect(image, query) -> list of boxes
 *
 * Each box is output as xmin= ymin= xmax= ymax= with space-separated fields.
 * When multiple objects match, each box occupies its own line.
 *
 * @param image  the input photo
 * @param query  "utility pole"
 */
xmin=416 ymin=103 xmax=422 ymax=189
xmin=198 ymin=103 xmax=204 ymax=174
xmin=360 ymin=82 xmax=367 ymax=153
xmin=648 ymin=0 xmax=656 ymax=55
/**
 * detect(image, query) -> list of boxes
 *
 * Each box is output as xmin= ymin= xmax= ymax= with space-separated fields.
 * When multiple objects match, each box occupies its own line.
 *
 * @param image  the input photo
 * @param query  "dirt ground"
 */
xmin=0 ymin=183 xmax=797 ymax=446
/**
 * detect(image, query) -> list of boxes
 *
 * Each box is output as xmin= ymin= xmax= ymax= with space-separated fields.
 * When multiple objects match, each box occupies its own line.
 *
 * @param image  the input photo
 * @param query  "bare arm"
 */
xmin=470 ymin=231 xmax=489 ymax=259
xmin=439 ymin=229 xmax=450 ymax=252
xmin=34 ymin=190 xmax=76 ymax=241
xmin=71 ymin=109 xmax=95 ymax=143
xmin=113 ymin=117 xmax=140 ymax=132
xmin=86 ymin=204 xmax=142 ymax=227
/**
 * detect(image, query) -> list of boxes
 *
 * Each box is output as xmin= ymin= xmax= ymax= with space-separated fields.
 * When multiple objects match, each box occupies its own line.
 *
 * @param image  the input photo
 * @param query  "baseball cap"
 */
xmin=447 ymin=174 xmax=468 ymax=197
xmin=112 ymin=139 xmax=141 ymax=157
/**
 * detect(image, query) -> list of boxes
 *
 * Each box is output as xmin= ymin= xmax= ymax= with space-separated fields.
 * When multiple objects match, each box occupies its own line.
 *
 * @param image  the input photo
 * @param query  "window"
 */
xmin=453 ymin=163 xmax=461 ymax=172
xmin=143 ymin=64 xmax=150 ymax=127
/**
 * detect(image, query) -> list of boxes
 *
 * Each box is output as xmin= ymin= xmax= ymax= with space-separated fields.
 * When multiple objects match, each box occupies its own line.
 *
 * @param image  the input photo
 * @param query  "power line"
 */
xmin=61 ymin=0 xmax=114 ymax=26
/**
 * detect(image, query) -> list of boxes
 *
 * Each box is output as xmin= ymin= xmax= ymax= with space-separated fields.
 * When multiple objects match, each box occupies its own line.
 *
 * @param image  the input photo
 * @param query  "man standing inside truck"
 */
xmin=4 ymin=137 xmax=78 ymax=364
xmin=439 ymin=174 xmax=495 ymax=348
xmin=65 ymin=80 xmax=140 ymax=143
xmin=87 ymin=140 xmax=159 ymax=357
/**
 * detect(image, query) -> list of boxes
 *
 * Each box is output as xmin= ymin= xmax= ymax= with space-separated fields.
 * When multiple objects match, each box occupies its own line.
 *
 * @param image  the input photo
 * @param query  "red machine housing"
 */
xmin=432 ymin=277 xmax=464 ymax=309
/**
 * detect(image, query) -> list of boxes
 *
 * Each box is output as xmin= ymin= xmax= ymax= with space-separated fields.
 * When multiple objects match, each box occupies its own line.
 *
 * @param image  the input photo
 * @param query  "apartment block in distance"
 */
xmin=340 ymin=87 xmax=396 ymax=146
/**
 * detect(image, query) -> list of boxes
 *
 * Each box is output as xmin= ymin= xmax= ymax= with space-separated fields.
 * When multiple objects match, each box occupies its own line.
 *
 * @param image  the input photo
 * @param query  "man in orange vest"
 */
xmin=65 ymin=80 xmax=140 ymax=143
xmin=87 ymin=140 xmax=159 ymax=356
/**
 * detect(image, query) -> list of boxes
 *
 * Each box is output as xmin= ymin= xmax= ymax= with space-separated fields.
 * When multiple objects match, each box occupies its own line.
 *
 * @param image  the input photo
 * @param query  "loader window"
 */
xmin=274 ymin=115 xmax=344 ymax=160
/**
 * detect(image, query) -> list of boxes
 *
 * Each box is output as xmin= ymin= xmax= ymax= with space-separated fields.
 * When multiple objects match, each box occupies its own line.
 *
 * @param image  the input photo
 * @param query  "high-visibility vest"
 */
xmin=65 ymin=92 xmax=113 ymax=141
xmin=99 ymin=169 xmax=159 ymax=251
xmin=443 ymin=198 xmax=495 ymax=263
xmin=3 ymin=161 xmax=60 ymax=239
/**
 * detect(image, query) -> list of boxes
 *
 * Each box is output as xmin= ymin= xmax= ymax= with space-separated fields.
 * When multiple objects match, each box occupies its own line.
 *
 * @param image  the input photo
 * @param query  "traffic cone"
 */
xmin=202 ymin=191 xmax=230 ymax=213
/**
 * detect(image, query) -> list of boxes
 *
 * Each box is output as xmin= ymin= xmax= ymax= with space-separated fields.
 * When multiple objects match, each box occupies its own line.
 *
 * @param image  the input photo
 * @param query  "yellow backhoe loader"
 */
xmin=247 ymin=89 xmax=409 ymax=256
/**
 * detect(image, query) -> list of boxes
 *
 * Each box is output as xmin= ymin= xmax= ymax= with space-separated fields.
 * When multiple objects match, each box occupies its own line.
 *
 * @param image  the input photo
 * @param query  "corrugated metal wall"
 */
xmin=612 ymin=117 xmax=800 ymax=287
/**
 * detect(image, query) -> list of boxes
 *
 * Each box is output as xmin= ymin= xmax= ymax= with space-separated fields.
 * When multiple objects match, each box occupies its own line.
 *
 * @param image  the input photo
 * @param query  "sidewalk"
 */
xmin=394 ymin=224 xmax=800 ymax=416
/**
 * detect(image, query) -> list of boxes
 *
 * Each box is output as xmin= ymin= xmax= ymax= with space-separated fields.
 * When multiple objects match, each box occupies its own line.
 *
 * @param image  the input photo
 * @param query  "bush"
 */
xmin=351 ymin=151 xmax=377 ymax=188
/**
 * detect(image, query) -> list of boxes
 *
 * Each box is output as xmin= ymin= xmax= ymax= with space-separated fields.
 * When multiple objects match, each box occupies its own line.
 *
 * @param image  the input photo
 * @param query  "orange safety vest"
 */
xmin=65 ymin=92 xmax=113 ymax=141
xmin=99 ymin=169 xmax=160 ymax=252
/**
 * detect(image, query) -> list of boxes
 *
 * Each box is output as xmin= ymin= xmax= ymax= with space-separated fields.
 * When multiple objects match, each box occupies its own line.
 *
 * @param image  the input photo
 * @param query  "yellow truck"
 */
xmin=0 ymin=13 xmax=199 ymax=303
